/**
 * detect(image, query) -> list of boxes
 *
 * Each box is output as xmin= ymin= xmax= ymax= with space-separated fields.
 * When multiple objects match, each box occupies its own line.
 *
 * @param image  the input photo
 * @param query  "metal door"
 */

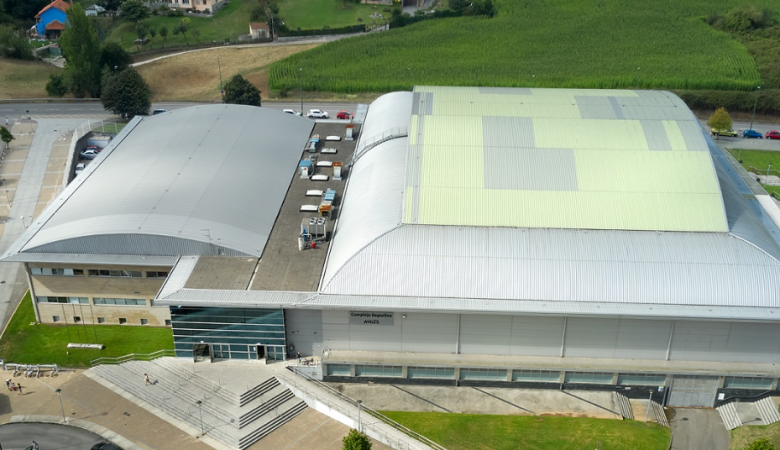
xmin=668 ymin=375 xmax=719 ymax=408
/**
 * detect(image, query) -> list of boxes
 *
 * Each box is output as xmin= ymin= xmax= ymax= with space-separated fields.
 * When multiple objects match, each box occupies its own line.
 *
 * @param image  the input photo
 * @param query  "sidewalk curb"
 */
xmin=8 ymin=414 xmax=145 ymax=450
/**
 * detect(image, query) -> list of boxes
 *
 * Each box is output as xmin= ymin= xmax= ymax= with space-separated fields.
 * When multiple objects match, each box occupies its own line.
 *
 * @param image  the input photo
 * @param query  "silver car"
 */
xmin=307 ymin=109 xmax=329 ymax=119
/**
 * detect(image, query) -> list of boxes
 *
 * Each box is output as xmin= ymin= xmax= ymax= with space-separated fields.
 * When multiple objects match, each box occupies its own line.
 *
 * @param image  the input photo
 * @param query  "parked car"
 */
xmin=307 ymin=109 xmax=329 ymax=119
xmin=283 ymin=109 xmax=302 ymax=116
xmin=743 ymin=129 xmax=763 ymax=139
xmin=711 ymin=128 xmax=737 ymax=137
xmin=75 ymin=163 xmax=86 ymax=175
xmin=766 ymin=130 xmax=780 ymax=140
xmin=152 ymin=109 xmax=168 ymax=115
xmin=80 ymin=149 xmax=99 ymax=159
xmin=91 ymin=443 xmax=122 ymax=450
xmin=336 ymin=110 xmax=352 ymax=120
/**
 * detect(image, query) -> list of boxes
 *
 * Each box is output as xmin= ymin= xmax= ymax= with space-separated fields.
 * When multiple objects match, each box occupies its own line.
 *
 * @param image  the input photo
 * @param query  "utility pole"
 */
xmin=298 ymin=68 xmax=304 ymax=113
xmin=218 ymin=58 xmax=224 ymax=101
xmin=749 ymin=85 xmax=761 ymax=135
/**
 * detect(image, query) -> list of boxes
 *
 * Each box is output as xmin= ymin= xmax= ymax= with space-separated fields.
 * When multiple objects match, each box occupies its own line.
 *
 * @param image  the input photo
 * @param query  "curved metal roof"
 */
xmin=5 ymin=105 xmax=313 ymax=259
xmin=321 ymin=87 xmax=780 ymax=313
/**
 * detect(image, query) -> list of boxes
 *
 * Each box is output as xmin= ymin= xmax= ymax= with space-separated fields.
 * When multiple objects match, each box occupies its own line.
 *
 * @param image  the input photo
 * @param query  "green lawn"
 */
xmin=278 ymin=0 xmax=386 ymax=30
xmin=269 ymin=0 xmax=770 ymax=93
xmin=0 ymin=292 xmax=173 ymax=368
xmin=381 ymin=411 xmax=670 ymax=450
xmin=93 ymin=122 xmax=127 ymax=133
xmin=106 ymin=0 xmax=253 ymax=51
xmin=731 ymin=422 xmax=780 ymax=450
xmin=727 ymin=148 xmax=780 ymax=197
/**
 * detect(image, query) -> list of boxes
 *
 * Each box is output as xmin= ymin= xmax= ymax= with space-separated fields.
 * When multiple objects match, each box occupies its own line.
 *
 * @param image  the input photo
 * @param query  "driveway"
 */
xmin=0 ymin=422 xmax=105 ymax=449
xmin=669 ymin=408 xmax=729 ymax=450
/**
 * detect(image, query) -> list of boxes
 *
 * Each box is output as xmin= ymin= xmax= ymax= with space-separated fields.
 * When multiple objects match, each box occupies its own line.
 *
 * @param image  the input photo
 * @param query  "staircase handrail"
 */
xmin=352 ymin=126 xmax=408 ymax=165
xmin=90 ymin=349 xmax=176 ymax=367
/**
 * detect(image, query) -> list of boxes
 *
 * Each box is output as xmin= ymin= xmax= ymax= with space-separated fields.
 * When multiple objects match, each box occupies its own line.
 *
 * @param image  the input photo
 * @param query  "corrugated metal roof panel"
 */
xmin=2 ymin=105 xmax=313 ymax=260
xmin=0 ymin=253 xmax=178 ymax=266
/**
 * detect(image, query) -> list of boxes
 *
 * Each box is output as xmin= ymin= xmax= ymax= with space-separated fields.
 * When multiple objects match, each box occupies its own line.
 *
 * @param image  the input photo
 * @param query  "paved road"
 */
xmin=699 ymin=118 xmax=780 ymax=151
xmin=0 ymin=102 xmax=360 ymax=125
xmin=669 ymin=409 xmax=729 ymax=450
xmin=0 ymin=422 xmax=106 ymax=450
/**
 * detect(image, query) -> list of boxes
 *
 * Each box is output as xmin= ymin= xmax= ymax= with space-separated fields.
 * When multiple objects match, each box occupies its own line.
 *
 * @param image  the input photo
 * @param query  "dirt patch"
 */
xmin=136 ymin=45 xmax=320 ymax=102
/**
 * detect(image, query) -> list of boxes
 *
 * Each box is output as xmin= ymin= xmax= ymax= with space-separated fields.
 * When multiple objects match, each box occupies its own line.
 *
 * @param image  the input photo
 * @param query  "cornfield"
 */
xmin=269 ymin=0 xmax=770 ymax=93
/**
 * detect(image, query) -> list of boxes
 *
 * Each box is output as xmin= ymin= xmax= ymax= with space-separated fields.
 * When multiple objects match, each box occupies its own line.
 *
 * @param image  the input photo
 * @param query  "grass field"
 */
xmin=727 ymin=148 xmax=780 ymax=196
xmin=382 ymin=411 xmax=671 ymax=450
xmin=0 ymin=292 xmax=173 ymax=368
xmin=0 ymin=57 xmax=62 ymax=99
xmin=136 ymin=44 xmax=320 ymax=101
xmin=106 ymin=0 xmax=253 ymax=51
xmin=278 ymin=0 xmax=386 ymax=30
xmin=269 ymin=0 xmax=771 ymax=93
xmin=731 ymin=422 xmax=780 ymax=450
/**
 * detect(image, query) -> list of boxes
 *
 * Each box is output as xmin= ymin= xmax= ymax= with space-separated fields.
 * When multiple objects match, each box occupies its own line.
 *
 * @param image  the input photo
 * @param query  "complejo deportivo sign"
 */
xmin=349 ymin=311 xmax=394 ymax=326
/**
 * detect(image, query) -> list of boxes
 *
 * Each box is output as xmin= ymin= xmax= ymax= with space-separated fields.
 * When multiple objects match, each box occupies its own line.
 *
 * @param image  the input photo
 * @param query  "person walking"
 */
xmin=297 ymin=352 xmax=302 ymax=363
xmin=4 ymin=117 xmax=8 ymax=126
xmin=32 ymin=440 xmax=39 ymax=450
xmin=5 ymin=379 xmax=10 ymax=390
xmin=17 ymin=383 xmax=23 ymax=394
xmin=10 ymin=382 xmax=16 ymax=391
xmin=144 ymin=373 xmax=151 ymax=386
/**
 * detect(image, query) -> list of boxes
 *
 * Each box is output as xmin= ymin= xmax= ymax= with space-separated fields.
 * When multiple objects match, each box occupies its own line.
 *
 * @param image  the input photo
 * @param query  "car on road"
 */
xmin=80 ymin=149 xmax=99 ymax=159
xmin=91 ymin=443 xmax=122 ymax=450
xmin=336 ymin=110 xmax=352 ymax=120
xmin=283 ymin=109 xmax=302 ymax=116
xmin=152 ymin=109 xmax=168 ymax=115
xmin=711 ymin=128 xmax=737 ymax=137
xmin=307 ymin=109 xmax=329 ymax=119
xmin=75 ymin=163 xmax=86 ymax=175
xmin=743 ymin=129 xmax=763 ymax=139
xmin=766 ymin=130 xmax=780 ymax=140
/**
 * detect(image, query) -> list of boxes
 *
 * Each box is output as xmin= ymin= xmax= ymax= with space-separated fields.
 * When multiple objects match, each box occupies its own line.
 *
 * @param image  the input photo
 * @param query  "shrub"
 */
xmin=46 ymin=74 xmax=69 ymax=98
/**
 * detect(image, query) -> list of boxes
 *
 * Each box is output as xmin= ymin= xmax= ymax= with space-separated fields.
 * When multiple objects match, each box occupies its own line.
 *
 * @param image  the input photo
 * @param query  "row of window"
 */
xmin=31 ymin=267 xmax=168 ymax=279
xmin=51 ymin=316 xmax=170 ymax=326
xmin=37 ymin=297 xmax=147 ymax=306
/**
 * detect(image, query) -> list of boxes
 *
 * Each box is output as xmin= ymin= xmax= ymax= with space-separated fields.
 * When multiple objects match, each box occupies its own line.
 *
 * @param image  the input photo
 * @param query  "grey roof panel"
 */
xmin=1 ymin=253 xmax=178 ymax=266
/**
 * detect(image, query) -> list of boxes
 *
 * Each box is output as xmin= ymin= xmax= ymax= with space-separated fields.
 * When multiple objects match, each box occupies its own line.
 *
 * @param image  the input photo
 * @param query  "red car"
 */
xmin=336 ymin=110 xmax=352 ymax=120
xmin=767 ymin=130 xmax=780 ymax=140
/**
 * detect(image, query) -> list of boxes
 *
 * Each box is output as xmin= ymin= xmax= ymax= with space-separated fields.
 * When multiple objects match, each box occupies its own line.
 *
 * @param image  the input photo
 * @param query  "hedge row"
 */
xmin=279 ymin=24 xmax=365 ymax=37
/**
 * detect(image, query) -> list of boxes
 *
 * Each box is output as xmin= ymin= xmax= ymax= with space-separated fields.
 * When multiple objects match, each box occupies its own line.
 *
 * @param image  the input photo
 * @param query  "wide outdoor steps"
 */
xmin=717 ymin=402 xmax=742 ymax=430
xmin=651 ymin=401 xmax=669 ymax=427
xmin=613 ymin=392 xmax=634 ymax=420
xmin=90 ymin=359 xmax=306 ymax=449
xmin=756 ymin=397 xmax=780 ymax=425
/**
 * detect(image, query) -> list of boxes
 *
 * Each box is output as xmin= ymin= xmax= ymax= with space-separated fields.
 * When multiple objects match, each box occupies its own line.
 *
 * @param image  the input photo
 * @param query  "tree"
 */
xmin=707 ymin=107 xmax=732 ymax=140
xmin=3 ymin=0 xmax=48 ymax=21
xmin=223 ymin=74 xmax=261 ymax=106
xmin=46 ymin=74 xmax=68 ymax=97
xmin=746 ymin=438 xmax=776 ymax=450
xmin=192 ymin=28 xmax=200 ymax=43
xmin=176 ymin=18 xmax=190 ymax=42
xmin=159 ymin=25 xmax=168 ymax=44
xmin=0 ymin=25 xmax=34 ymax=60
xmin=0 ymin=126 xmax=13 ymax=151
xmin=148 ymin=26 xmax=157 ymax=46
xmin=136 ymin=22 xmax=149 ymax=40
xmin=342 ymin=429 xmax=371 ymax=450
xmin=100 ymin=42 xmax=133 ymax=72
xmin=60 ymin=3 xmax=103 ymax=98
xmin=101 ymin=67 xmax=151 ymax=119
xmin=98 ymin=0 xmax=123 ymax=17
xmin=121 ymin=0 xmax=150 ymax=24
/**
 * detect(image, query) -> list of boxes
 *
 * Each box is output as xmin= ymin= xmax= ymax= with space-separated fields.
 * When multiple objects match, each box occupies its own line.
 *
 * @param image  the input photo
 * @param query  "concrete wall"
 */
xmin=304 ymin=309 xmax=780 ymax=364
xmin=28 ymin=262 xmax=172 ymax=326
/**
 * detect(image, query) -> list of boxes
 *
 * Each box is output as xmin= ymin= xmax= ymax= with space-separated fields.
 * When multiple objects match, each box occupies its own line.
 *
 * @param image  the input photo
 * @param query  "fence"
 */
xmin=278 ymin=367 xmax=447 ymax=450
xmin=90 ymin=349 xmax=176 ymax=367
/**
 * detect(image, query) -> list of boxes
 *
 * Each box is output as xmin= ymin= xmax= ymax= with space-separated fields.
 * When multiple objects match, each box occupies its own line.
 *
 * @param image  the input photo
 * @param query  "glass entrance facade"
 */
xmin=170 ymin=306 xmax=286 ymax=360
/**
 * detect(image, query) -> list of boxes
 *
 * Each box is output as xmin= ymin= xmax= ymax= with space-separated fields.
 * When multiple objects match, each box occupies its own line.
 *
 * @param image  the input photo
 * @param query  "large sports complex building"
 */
xmin=4 ymin=87 xmax=780 ymax=408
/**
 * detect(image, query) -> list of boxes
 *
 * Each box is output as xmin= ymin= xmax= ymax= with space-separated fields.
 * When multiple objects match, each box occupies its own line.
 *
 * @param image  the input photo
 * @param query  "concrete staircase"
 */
xmin=717 ymin=402 xmax=742 ymax=430
xmin=613 ymin=392 xmax=634 ymax=420
xmin=90 ymin=358 xmax=306 ymax=449
xmin=651 ymin=401 xmax=669 ymax=427
xmin=756 ymin=397 xmax=780 ymax=425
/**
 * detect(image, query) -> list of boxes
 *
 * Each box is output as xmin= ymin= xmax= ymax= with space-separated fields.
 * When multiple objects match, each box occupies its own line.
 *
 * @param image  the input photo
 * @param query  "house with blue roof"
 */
xmin=35 ymin=0 xmax=71 ymax=39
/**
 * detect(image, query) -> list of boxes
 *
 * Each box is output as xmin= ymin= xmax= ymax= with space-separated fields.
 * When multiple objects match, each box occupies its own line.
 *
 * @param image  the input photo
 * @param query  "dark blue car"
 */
xmin=743 ymin=129 xmax=763 ymax=138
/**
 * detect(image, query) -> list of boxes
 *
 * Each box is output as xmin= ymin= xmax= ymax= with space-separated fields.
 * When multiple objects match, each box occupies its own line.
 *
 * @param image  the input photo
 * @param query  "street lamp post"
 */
xmin=356 ymin=399 xmax=363 ymax=433
xmin=55 ymin=388 xmax=66 ymax=423
xmin=768 ymin=163 xmax=772 ymax=179
xmin=749 ymin=86 xmax=761 ymax=136
xmin=196 ymin=400 xmax=204 ymax=435
xmin=298 ymin=68 xmax=304 ymax=114
xmin=645 ymin=390 xmax=652 ymax=423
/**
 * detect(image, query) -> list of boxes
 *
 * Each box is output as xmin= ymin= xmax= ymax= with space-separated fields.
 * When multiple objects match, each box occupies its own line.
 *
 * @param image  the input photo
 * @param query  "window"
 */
xmin=512 ymin=369 xmax=560 ymax=383
xmin=52 ymin=316 xmax=60 ymax=322
xmin=119 ymin=318 xmax=127 ymax=324
xmin=73 ymin=316 xmax=81 ymax=323
xmin=408 ymin=366 xmax=455 ymax=379
xmin=355 ymin=365 xmax=402 ymax=378
xmin=326 ymin=364 xmax=351 ymax=376
xmin=724 ymin=376 xmax=774 ymax=390
xmin=460 ymin=368 xmax=507 ymax=380
xmin=97 ymin=317 xmax=106 ymax=324
xmin=165 ymin=319 xmax=171 ymax=326
xmin=146 ymin=271 xmax=169 ymax=279
xmin=618 ymin=373 xmax=667 ymax=386
xmin=30 ymin=267 xmax=84 ymax=276
xmin=140 ymin=319 xmax=148 ymax=325
xmin=36 ymin=296 xmax=88 ymax=304
xmin=94 ymin=298 xmax=146 ymax=306
xmin=565 ymin=372 xmax=613 ymax=384
xmin=88 ymin=270 xmax=142 ymax=278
